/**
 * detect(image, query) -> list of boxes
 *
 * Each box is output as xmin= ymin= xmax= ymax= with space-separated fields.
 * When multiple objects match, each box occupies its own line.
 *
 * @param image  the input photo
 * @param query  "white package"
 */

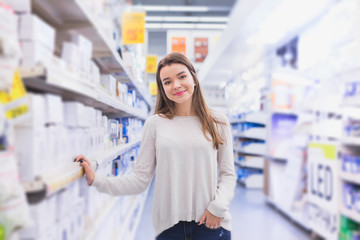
xmin=70 ymin=33 xmax=93 ymax=60
xmin=100 ymin=74 xmax=116 ymax=96
xmin=90 ymin=60 xmax=100 ymax=85
xmin=17 ymin=93 xmax=46 ymax=128
xmin=44 ymin=94 xmax=64 ymax=125
xmin=20 ymin=41 xmax=53 ymax=67
xmin=14 ymin=127 xmax=47 ymax=181
xmin=19 ymin=14 xmax=55 ymax=52
xmin=63 ymin=101 xmax=85 ymax=127
xmin=61 ymin=42 xmax=81 ymax=71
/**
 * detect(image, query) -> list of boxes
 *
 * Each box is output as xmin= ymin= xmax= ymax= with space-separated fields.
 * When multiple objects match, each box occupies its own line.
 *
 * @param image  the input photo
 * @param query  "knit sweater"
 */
xmin=92 ymin=112 xmax=237 ymax=236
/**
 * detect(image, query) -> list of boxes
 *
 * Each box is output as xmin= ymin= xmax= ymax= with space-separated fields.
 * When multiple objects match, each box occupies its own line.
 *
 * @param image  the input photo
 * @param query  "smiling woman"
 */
xmin=76 ymin=52 xmax=236 ymax=240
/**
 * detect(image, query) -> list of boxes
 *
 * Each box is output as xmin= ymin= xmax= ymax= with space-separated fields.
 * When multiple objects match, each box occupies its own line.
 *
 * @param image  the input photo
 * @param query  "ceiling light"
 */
xmin=145 ymin=16 xmax=229 ymax=23
xmin=132 ymin=5 xmax=231 ymax=12
xmin=145 ymin=23 xmax=227 ymax=30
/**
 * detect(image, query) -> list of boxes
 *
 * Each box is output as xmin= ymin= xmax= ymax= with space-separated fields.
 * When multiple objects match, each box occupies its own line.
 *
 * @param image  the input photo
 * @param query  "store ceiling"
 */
xmin=131 ymin=0 xmax=237 ymax=30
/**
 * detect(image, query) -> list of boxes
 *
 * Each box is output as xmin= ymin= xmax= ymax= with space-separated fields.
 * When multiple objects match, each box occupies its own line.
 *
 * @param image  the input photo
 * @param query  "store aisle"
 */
xmin=134 ymin=181 xmax=311 ymax=240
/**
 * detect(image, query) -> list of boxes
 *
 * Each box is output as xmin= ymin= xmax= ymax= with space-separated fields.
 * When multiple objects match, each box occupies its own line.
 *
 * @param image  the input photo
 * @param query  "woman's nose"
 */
xmin=173 ymin=80 xmax=181 ymax=89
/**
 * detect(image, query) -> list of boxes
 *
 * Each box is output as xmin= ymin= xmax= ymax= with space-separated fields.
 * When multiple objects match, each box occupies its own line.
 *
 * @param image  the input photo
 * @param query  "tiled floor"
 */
xmin=134 ymin=181 xmax=311 ymax=240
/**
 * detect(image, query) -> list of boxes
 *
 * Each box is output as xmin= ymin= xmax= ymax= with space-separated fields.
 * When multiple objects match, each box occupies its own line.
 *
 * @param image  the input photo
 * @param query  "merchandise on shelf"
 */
xmin=339 ymin=216 xmax=360 ymax=240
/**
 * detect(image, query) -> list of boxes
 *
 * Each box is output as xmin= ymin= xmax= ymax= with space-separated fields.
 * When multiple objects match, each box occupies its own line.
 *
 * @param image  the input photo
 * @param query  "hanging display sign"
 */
xmin=307 ymin=143 xmax=338 ymax=240
xmin=122 ymin=12 xmax=145 ymax=44
xmin=0 ymin=70 xmax=28 ymax=120
xmin=146 ymin=55 xmax=157 ymax=74
xmin=171 ymin=37 xmax=186 ymax=55
xmin=149 ymin=82 xmax=157 ymax=96
xmin=194 ymin=38 xmax=208 ymax=63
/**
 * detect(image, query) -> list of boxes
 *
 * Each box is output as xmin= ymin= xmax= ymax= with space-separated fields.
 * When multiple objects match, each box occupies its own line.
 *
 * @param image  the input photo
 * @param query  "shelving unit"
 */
xmin=233 ymin=143 xmax=267 ymax=156
xmin=231 ymin=112 xmax=267 ymax=189
xmin=31 ymin=0 xmax=152 ymax=106
xmin=21 ymin=138 xmax=141 ymax=204
xmin=0 ymin=0 xmax=155 ymax=238
xmin=20 ymin=64 xmax=147 ymax=120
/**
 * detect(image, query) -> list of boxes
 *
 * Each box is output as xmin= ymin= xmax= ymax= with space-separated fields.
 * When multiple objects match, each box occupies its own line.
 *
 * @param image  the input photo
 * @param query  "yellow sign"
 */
xmin=0 ymin=70 xmax=28 ymax=119
xmin=146 ymin=55 xmax=157 ymax=74
xmin=149 ymin=82 xmax=157 ymax=96
xmin=122 ymin=12 xmax=145 ymax=44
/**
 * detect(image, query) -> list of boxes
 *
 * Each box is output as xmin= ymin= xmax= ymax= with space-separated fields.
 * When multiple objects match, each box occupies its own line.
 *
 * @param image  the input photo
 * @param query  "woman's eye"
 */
xmin=179 ymin=75 xmax=186 ymax=79
xmin=164 ymin=81 xmax=171 ymax=85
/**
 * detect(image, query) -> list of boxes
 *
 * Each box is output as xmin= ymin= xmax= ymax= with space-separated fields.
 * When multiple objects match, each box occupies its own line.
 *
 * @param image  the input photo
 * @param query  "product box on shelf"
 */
xmin=19 ymin=41 xmax=53 ymax=67
xmin=18 ymin=199 xmax=53 ymax=239
xmin=100 ymin=74 xmax=116 ymax=97
xmin=90 ymin=60 xmax=100 ymax=85
xmin=70 ymin=33 xmax=93 ymax=69
xmin=18 ymin=14 xmax=55 ymax=52
xmin=63 ymin=101 xmax=86 ymax=128
xmin=44 ymin=94 xmax=64 ymax=125
xmin=17 ymin=93 xmax=46 ymax=128
xmin=14 ymin=127 xmax=48 ymax=181
xmin=61 ymin=41 xmax=81 ymax=68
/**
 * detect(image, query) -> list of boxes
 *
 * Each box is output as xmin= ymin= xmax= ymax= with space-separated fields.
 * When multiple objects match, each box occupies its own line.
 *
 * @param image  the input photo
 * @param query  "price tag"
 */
xmin=146 ymin=55 xmax=157 ymax=74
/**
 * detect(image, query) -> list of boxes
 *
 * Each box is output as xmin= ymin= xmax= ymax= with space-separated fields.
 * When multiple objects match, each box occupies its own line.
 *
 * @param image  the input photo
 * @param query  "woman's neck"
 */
xmin=174 ymin=103 xmax=194 ymax=116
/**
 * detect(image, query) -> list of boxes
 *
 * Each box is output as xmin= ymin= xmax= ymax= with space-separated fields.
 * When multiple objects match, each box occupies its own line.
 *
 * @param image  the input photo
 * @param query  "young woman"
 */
xmin=75 ymin=52 xmax=236 ymax=240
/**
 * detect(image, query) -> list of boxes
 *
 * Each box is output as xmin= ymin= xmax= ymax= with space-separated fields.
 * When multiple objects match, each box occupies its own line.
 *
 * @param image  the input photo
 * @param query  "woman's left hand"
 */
xmin=198 ymin=209 xmax=223 ymax=229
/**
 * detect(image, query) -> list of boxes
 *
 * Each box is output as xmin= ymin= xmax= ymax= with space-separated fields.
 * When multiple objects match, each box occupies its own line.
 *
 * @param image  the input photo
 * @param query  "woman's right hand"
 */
xmin=74 ymin=155 xmax=95 ymax=186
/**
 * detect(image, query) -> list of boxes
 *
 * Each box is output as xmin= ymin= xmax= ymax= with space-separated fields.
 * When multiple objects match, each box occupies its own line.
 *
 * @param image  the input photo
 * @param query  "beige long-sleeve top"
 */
xmin=92 ymin=112 xmax=237 ymax=236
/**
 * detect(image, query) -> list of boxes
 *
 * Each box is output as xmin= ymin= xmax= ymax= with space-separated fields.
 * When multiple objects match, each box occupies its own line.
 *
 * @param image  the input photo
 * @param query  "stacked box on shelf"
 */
xmin=18 ymin=14 xmax=55 ymax=67
xmin=231 ymin=111 xmax=267 ymax=189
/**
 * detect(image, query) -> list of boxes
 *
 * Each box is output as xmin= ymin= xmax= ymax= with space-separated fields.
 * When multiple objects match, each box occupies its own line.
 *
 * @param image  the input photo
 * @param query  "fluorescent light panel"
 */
xmin=145 ymin=16 xmax=229 ymax=23
xmin=133 ymin=5 xmax=231 ymax=12
xmin=145 ymin=23 xmax=227 ymax=29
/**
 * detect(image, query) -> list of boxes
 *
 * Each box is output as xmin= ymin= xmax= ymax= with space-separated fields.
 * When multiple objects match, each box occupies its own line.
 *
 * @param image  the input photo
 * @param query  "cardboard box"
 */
xmin=14 ymin=127 xmax=47 ymax=181
xmin=19 ymin=14 xmax=55 ymax=52
xmin=20 ymin=41 xmax=53 ymax=67
xmin=44 ymin=94 xmax=64 ymax=125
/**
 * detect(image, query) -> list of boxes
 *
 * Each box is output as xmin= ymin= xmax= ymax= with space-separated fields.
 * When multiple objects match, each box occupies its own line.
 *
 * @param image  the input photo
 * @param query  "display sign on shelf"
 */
xmin=146 ymin=55 xmax=157 ymax=74
xmin=194 ymin=38 xmax=208 ymax=63
xmin=122 ymin=12 xmax=145 ymax=45
xmin=171 ymin=37 xmax=186 ymax=55
xmin=149 ymin=82 xmax=157 ymax=96
xmin=0 ymin=70 xmax=28 ymax=120
xmin=307 ymin=143 xmax=338 ymax=240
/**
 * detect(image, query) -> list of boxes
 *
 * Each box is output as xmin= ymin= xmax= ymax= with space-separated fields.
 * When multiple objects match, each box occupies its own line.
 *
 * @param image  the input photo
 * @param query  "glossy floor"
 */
xmin=134 ymin=181 xmax=311 ymax=240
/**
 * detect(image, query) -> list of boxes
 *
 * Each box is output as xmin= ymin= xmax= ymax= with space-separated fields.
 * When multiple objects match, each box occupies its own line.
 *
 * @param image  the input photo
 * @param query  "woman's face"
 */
xmin=159 ymin=63 xmax=195 ymax=105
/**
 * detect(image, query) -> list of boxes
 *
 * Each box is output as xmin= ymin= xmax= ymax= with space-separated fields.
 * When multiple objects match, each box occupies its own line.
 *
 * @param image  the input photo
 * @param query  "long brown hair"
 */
xmin=155 ymin=52 xmax=225 ymax=149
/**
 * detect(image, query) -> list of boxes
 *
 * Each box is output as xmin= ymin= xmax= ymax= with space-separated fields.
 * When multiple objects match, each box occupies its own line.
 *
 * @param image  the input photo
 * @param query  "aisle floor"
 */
xmin=134 ymin=181 xmax=311 ymax=240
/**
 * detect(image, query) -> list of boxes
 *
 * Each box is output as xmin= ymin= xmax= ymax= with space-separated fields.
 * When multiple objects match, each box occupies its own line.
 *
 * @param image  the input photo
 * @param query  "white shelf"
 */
xmin=93 ymin=137 xmax=141 ymax=166
xmin=21 ymin=138 xmax=141 ymax=202
xmin=341 ymin=136 xmax=360 ymax=146
xmin=31 ymin=0 xmax=152 ymax=106
xmin=340 ymin=171 xmax=360 ymax=185
xmin=240 ymin=174 xmax=263 ymax=189
xmin=230 ymin=112 xmax=268 ymax=125
xmin=20 ymin=64 xmax=147 ymax=120
xmin=236 ymin=156 xmax=264 ymax=169
xmin=234 ymin=143 xmax=267 ymax=156
xmin=340 ymin=206 xmax=360 ymax=223
xmin=233 ymin=127 xmax=267 ymax=140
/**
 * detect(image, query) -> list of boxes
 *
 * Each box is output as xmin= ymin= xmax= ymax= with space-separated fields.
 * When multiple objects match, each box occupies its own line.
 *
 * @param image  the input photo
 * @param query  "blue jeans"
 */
xmin=156 ymin=221 xmax=231 ymax=240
